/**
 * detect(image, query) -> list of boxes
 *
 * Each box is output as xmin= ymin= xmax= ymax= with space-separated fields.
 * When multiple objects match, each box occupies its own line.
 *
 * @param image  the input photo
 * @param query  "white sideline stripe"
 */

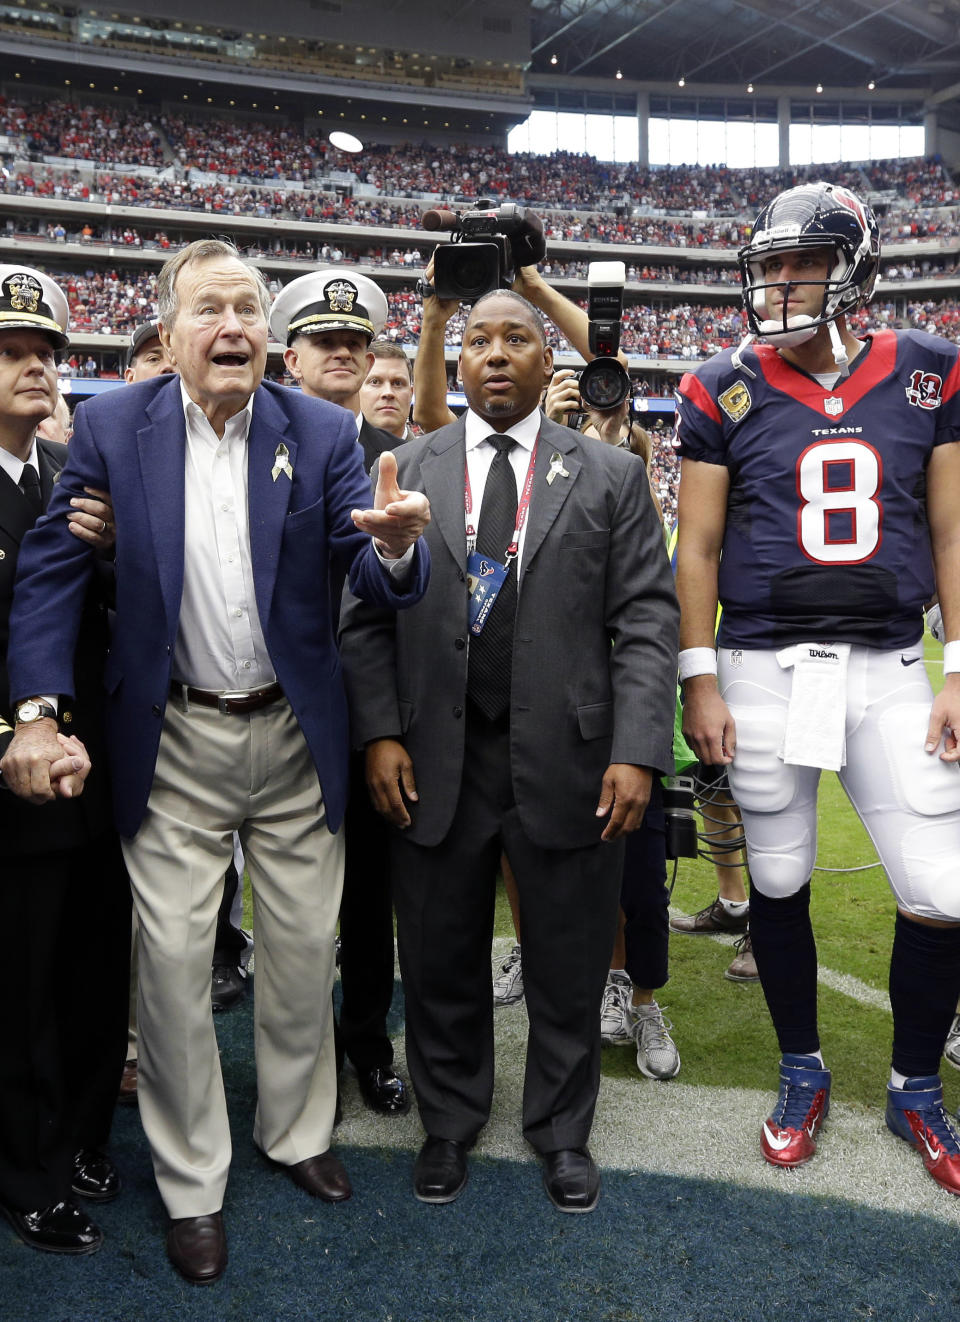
xmin=336 ymin=938 xmax=960 ymax=1228
xmin=673 ymin=909 xmax=892 ymax=1013
xmin=817 ymin=966 xmax=890 ymax=1012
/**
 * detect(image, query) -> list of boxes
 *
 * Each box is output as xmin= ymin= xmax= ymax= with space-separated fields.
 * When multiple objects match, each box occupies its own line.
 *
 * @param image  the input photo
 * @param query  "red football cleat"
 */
xmin=886 ymin=1075 xmax=960 ymax=1195
xmin=761 ymin=1054 xmax=831 ymax=1169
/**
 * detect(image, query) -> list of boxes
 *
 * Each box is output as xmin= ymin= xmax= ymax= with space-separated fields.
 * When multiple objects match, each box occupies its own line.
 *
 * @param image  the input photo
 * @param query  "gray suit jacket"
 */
xmin=339 ymin=412 xmax=679 ymax=851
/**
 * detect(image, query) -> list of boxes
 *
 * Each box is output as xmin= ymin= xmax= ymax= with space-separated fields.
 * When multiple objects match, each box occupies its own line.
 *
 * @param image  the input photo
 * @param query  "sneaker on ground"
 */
xmin=761 ymin=1054 xmax=831 ymax=1168
xmin=669 ymin=896 xmax=749 ymax=936
xmin=724 ymin=931 xmax=760 ymax=983
xmin=944 ymin=1014 xmax=960 ymax=1072
xmin=493 ymin=944 xmax=524 ymax=1006
xmin=633 ymin=1001 xmax=681 ymax=1079
xmin=600 ymin=972 xmax=634 ymax=1046
xmin=886 ymin=1074 xmax=960 ymax=1195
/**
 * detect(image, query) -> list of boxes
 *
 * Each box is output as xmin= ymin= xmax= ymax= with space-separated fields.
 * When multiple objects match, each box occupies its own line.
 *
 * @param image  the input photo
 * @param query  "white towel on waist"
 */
xmin=776 ymin=642 xmax=851 ymax=771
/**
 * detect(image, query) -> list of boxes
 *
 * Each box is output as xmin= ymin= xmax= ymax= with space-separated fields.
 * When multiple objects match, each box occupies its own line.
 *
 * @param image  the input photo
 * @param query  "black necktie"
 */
xmin=18 ymin=463 xmax=42 ymax=519
xmin=467 ymin=435 xmax=518 ymax=721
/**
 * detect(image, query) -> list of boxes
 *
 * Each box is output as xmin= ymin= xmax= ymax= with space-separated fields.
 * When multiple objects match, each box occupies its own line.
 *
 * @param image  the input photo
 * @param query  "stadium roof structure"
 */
xmin=1 ymin=0 xmax=958 ymax=140
xmin=527 ymin=0 xmax=960 ymax=131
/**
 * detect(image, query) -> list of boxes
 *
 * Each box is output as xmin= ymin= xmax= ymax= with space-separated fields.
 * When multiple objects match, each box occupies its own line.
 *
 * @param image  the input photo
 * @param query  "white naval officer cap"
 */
xmin=0 ymin=264 xmax=69 ymax=348
xmin=269 ymin=269 xmax=387 ymax=346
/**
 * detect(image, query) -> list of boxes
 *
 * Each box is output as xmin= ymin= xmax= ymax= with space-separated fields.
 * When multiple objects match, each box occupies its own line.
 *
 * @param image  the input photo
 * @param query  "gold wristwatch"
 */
xmin=14 ymin=699 xmax=58 ymax=725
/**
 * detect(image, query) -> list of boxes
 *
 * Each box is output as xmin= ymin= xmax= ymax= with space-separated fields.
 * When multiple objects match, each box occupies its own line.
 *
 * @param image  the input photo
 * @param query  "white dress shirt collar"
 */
xmin=0 ymin=437 xmax=40 ymax=485
xmin=180 ymin=381 xmax=254 ymax=444
xmin=464 ymin=405 xmax=542 ymax=454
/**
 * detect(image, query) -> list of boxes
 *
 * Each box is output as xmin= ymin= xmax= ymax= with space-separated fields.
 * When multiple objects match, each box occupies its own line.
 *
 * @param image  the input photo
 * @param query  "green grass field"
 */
xmin=244 ymin=633 xmax=955 ymax=1117
xmin=591 ymin=632 xmax=960 ymax=1116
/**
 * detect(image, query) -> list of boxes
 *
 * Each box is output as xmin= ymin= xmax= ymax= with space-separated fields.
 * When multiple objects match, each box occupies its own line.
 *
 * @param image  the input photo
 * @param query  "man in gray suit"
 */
xmin=340 ymin=290 xmax=678 ymax=1212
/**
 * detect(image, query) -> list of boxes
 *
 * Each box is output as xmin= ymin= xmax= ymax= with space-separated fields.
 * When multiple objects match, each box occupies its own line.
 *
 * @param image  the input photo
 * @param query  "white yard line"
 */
xmin=674 ymin=911 xmax=892 ymax=1012
xmin=335 ymin=937 xmax=960 ymax=1227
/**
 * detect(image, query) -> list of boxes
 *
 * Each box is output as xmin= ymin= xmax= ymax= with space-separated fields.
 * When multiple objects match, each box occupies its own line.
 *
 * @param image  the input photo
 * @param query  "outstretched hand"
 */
xmin=351 ymin=451 xmax=430 ymax=559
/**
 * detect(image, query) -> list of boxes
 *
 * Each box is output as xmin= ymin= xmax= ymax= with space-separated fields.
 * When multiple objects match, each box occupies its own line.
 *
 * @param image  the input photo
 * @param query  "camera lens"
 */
xmin=579 ymin=357 xmax=631 ymax=410
xmin=452 ymin=252 xmax=492 ymax=298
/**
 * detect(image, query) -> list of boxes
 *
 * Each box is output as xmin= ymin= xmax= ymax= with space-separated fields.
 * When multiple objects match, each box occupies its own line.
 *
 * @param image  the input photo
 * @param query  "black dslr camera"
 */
xmin=578 ymin=261 xmax=632 ymax=412
xmin=420 ymin=200 xmax=545 ymax=302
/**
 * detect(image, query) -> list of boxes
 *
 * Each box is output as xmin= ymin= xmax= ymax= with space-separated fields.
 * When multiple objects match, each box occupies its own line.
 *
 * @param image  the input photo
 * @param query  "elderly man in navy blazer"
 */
xmin=2 ymin=239 xmax=430 ymax=1284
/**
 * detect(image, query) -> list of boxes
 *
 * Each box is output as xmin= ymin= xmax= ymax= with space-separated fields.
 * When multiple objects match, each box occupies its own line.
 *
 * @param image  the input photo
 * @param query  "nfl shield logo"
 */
xmin=823 ymin=397 xmax=844 ymax=417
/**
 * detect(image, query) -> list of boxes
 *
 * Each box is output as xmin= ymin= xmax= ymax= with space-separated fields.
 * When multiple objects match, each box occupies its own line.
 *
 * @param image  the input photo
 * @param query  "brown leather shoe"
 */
xmin=117 ymin=1060 xmax=138 ymax=1107
xmin=288 ymin=1152 xmax=352 ymax=1202
xmin=166 ymin=1212 xmax=227 ymax=1284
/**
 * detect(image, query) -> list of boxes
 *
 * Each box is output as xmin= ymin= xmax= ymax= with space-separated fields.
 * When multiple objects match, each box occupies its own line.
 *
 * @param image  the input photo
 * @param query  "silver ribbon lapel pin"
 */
xmin=546 ymin=451 xmax=570 ymax=486
xmin=271 ymin=442 xmax=294 ymax=482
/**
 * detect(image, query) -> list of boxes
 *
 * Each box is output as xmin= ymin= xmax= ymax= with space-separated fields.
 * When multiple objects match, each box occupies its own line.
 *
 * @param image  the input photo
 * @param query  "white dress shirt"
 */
xmin=174 ymin=384 xmax=275 ymax=691
xmin=463 ymin=405 xmax=543 ymax=570
xmin=174 ymin=386 xmax=411 ymax=691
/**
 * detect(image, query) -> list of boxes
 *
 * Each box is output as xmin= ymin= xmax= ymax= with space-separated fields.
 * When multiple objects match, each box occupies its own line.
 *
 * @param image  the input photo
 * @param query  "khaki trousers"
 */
xmin=121 ymin=697 xmax=344 ymax=1218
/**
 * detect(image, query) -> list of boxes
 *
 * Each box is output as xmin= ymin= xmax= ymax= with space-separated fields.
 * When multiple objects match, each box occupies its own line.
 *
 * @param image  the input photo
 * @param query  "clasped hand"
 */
xmin=1 ymin=720 xmax=91 ymax=803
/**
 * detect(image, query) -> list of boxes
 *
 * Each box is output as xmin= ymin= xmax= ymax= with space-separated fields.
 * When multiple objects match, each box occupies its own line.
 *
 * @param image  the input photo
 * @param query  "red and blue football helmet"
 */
xmin=738 ymin=181 xmax=881 ymax=345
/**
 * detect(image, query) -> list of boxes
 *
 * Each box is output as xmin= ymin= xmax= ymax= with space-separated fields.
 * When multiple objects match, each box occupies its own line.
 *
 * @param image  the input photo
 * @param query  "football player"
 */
xmin=675 ymin=181 xmax=960 ymax=1193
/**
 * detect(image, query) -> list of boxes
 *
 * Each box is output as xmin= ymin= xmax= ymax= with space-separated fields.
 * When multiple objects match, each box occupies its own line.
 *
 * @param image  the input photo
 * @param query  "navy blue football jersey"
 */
xmin=676 ymin=329 xmax=960 ymax=648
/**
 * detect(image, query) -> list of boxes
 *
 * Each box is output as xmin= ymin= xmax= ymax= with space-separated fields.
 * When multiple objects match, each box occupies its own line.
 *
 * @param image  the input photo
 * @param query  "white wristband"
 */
xmin=679 ymin=647 xmax=718 ymax=682
xmin=944 ymin=641 xmax=960 ymax=675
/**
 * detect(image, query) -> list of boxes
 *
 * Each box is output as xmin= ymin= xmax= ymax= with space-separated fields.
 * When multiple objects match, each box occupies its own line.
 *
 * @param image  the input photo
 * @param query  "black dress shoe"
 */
xmin=211 ymin=963 xmax=246 ymax=1012
xmin=166 ymin=1211 xmax=227 ymax=1284
xmin=72 ymin=1149 xmax=121 ymax=1203
xmin=413 ymin=1137 xmax=468 ymax=1204
xmin=541 ymin=1147 xmax=600 ymax=1213
xmin=288 ymin=1151 xmax=352 ymax=1202
xmin=357 ymin=1067 xmax=411 ymax=1116
xmin=0 ymin=1199 xmax=102 ymax=1254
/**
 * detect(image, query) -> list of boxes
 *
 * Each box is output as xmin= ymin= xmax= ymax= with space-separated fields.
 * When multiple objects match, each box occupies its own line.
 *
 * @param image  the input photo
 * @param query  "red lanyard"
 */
xmin=465 ymin=433 xmax=539 ymax=562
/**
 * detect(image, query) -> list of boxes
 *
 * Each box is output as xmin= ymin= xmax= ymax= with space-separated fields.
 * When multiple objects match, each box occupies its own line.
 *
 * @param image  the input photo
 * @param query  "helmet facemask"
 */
xmin=744 ymin=244 xmax=852 ymax=347
xmin=733 ymin=183 xmax=881 ymax=374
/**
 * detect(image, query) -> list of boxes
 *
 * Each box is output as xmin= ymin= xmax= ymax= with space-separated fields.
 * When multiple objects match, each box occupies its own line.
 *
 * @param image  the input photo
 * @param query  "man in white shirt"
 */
xmin=2 ymin=240 xmax=430 ymax=1284
xmin=340 ymin=290 xmax=678 ymax=1214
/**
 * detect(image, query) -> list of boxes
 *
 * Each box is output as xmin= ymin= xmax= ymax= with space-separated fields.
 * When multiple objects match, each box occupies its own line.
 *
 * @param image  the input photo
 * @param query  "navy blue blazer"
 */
xmin=8 ymin=375 xmax=429 ymax=838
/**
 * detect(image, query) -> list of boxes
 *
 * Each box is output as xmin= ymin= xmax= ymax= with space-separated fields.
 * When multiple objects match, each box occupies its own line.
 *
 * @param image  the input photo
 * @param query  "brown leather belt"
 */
xmin=169 ymin=681 xmax=284 ymax=715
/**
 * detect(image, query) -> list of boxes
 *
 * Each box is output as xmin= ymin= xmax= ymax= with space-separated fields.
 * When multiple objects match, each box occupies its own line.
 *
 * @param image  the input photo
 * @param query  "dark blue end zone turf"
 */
xmin=4 ymin=986 xmax=960 ymax=1321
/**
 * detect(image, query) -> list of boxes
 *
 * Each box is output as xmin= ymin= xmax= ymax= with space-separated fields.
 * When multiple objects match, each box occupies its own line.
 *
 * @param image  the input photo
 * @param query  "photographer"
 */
xmin=413 ymin=211 xmax=628 ymax=433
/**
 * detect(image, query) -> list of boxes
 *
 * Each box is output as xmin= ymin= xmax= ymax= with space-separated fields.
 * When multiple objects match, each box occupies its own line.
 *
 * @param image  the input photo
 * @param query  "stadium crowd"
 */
xmin=3 ymin=96 xmax=957 ymax=212
xmin=7 ymin=162 xmax=960 ymax=252
xmin=0 ymin=89 xmax=959 ymax=1293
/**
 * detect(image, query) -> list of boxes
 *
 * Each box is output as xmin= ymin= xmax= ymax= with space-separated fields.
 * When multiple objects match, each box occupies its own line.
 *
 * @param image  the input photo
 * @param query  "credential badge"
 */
xmin=718 ymin=381 xmax=751 ymax=423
